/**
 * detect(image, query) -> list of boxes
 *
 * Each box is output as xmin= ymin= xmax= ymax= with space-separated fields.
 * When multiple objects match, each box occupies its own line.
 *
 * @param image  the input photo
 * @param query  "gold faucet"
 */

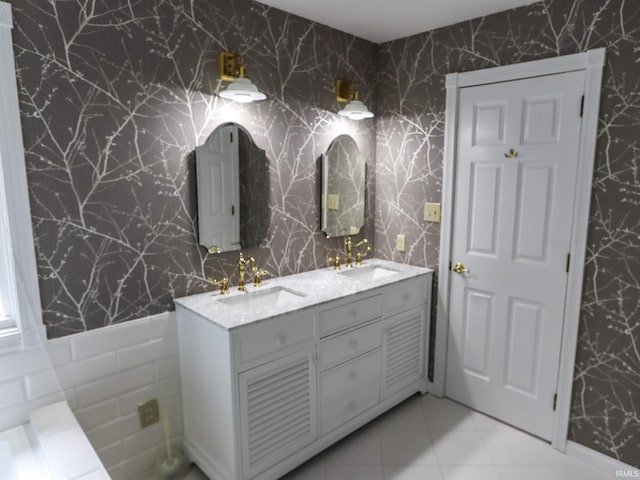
xmin=237 ymin=252 xmax=254 ymax=291
xmin=211 ymin=277 xmax=230 ymax=295
xmin=345 ymin=237 xmax=370 ymax=268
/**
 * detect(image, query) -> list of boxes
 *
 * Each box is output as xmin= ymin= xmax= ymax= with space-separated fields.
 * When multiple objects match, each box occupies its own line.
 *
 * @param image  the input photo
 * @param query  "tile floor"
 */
xmin=187 ymin=394 xmax=616 ymax=479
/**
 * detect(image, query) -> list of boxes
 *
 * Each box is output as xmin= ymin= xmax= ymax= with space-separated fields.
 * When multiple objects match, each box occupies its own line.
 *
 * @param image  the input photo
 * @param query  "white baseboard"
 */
xmin=566 ymin=440 xmax=639 ymax=476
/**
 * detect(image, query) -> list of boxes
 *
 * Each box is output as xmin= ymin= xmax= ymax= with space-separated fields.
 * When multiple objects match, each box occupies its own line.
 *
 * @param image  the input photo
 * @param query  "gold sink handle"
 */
xmin=327 ymin=255 xmax=341 ymax=270
xmin=354 ymin=239 xmax=371 ymax=266
xmin=253 ymin=269 xmax=269 ymax=288
xmin=212 ymin=277 xmax=230 ymax=295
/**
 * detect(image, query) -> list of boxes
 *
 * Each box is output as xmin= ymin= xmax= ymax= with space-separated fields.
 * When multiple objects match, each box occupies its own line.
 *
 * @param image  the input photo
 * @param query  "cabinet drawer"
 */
xmin=319 ymin=295 xmax=382 ymax=337
xmin=383 ymin=278 xmax=428 ymax=313
xmin=320 ymin=351 xmax=380 ymax=400
xmin=234 ymin=311 xmax=316 ymax=367
xmin=319 ymin=321 xmax=381 ymax=371
xmin=320 ymin=351 xmax=380 ymax=435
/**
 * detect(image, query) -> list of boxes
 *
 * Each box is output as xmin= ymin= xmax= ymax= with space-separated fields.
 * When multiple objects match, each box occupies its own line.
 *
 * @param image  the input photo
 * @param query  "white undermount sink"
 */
xmin=338 ymin=265 xmax=399 ymax=281
xmin=219 ymin=286 xmax=307 ymax=310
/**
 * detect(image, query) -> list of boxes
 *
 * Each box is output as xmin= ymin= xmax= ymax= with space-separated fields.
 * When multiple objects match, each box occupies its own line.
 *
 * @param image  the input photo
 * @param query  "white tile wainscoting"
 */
xmin=48 ymin=313 xmax=182 ymax=480
xmin=50 ymin=313 xmax=183 ymax=480
xmin=0 ymin=313 xmax=183 ymax=480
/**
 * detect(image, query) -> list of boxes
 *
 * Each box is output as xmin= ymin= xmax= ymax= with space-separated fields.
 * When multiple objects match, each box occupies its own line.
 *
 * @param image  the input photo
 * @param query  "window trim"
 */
xmin=0 ymin=1 xmax=45 ymax=352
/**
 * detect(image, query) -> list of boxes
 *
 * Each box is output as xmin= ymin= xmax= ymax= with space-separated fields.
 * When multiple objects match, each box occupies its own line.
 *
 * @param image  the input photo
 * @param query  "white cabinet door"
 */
xmin=380 ymin=308 xmax=426 ymax=399
xmin=238 ymin=348 xmax=317 ymax=479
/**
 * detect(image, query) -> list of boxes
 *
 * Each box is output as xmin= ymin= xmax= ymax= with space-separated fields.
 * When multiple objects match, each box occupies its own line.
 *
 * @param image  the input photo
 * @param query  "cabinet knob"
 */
xmin=277 ymin=334 xmax=287 ymax=346
xmin=348 ymin=338 xmax=358 ymax=349
xmin=348 ymin=371 xmax=358 ymax=381
xmin=348 ymin=400 xmax=357 ymax=411
xmin=348 ymin=309 xmax=358 ymax=318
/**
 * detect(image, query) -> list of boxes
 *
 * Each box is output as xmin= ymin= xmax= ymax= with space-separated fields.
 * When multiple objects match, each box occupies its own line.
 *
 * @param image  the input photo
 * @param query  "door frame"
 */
xmin=432 ymin=48 xmax=606 ymax=451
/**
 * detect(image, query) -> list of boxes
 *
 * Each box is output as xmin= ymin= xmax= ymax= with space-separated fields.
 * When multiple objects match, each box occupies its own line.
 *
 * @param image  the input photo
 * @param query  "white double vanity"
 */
xmin=175 ymin=259 xmax=433 ymax=480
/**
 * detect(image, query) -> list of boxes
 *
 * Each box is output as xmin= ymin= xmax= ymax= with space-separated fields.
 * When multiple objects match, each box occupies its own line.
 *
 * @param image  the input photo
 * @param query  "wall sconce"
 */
xmin=218 ymin=51 xmax=266 ymax=103
xmin=336 ymin=79 xmax=374 ymax=120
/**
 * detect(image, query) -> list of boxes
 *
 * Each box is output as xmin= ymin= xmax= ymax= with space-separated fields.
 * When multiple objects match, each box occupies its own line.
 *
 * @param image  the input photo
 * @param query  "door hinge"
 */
xmin=553 ymin=393 xmax=558 ymax=411
xmin=231 ymin=205 xmax=235 ymax=215
xmin=579 ymin=95 xmax=584 ymax=117
xmin=230 ymin=131 xmax=233 ymax=143
xmin=448 ymin=261 xmax=452 ymax=271
xmin=566 ymin=253 xmax=571 ymax=273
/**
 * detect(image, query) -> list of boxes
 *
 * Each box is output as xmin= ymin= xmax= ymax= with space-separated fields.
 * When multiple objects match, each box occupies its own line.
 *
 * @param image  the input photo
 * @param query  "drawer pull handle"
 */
xmin=348 ymin=400 xmax=357 ymax=411
xmin=348 ymin=371 xmax=358 ymax=381
xmin=277 ymin=334 xmax=287 ymax=346
xmin=348 ymin=338 xmax=358 ymax=349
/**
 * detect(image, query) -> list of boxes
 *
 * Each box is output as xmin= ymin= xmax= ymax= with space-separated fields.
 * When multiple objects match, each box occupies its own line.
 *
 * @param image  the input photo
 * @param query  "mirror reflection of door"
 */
xmin=195 ymin=123 xmax=269 ymax=253
xmin=321 ymin=135 xmax=365 ymax=238
xmin=196 ymin=124 xmax=240 ymax=253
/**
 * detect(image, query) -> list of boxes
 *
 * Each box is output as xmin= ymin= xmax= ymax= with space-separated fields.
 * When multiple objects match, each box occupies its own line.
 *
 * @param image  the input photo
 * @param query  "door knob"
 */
xmin=453 ymin=262 xmax=470 ymax=274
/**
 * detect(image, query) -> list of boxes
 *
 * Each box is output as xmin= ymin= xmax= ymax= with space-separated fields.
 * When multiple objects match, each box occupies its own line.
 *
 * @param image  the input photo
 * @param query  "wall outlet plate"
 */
xmin=138 ymin=398 xmax=160 ymax=428
xmin=327 ymin=194 xmax=339 ymax=210
xmin=396 ymin=234 xmax=406 ymax=252
xmin=424 ymin=202 xmax=441 ymax=222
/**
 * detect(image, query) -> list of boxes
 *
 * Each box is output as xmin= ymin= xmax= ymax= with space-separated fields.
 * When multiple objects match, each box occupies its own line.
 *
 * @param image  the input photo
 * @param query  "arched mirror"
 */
xmin=196 ymin=123 xmax=269 ymax=253
xmin=321 ymin=135 xmax=365 ymax=237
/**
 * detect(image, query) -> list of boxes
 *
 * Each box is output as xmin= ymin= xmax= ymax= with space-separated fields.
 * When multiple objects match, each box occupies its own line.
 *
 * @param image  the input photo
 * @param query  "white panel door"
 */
xmin=196 ymin=124 xmax=240 ymax=252
xmin=445 ymin=71 xmax=585 ymax=440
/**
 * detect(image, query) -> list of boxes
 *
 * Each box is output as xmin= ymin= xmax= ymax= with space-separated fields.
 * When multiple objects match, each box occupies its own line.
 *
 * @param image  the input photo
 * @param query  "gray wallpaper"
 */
xmin=374 ymin=0 xmax=639 ymax=467
xmin=9 ymin=0 xmax=377 ymax=338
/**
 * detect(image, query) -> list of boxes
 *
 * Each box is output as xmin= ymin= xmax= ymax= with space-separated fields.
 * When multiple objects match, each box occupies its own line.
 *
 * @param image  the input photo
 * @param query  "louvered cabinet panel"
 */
xmin=238 ymin=348 xmax=317 ymax=479
xmin=380 ymin=307 xmax=426 ymax=399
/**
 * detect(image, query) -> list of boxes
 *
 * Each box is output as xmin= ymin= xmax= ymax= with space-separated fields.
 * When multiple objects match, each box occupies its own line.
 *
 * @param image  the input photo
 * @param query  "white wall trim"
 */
xmin=566 ymin=441 xmax=639 ymax=477
xmin=0 ymin=1 xmax=44 ymax=352
xmin=434 ymin=48 xmax=606 ymax=449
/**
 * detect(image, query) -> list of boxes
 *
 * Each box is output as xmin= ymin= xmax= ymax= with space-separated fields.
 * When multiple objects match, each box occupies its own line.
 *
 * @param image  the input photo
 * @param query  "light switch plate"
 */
xmin=327 ymin=194 xmax=339 ymax=210
xmin=396 ymin=234 xmax=406 ymax=252
xmin=424 ymin=202 xmax=441 ymax=222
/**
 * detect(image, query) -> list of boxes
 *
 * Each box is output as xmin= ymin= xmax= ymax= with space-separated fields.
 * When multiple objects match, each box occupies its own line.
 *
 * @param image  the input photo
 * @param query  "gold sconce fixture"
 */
xmin=335 ymin=79 xmax=374 ymax=120
xmin=218 ymin=51 xmax=266 ymax=103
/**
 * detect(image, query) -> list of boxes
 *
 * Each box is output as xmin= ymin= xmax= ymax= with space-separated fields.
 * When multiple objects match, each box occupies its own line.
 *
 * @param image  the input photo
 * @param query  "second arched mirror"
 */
xmin=321 ymin=135 xmax=365 ymax=237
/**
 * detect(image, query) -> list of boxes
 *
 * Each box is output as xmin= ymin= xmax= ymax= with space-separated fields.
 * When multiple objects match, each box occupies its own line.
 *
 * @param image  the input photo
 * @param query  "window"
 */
xmin=0 ymin=3 xmax=44 ymax=352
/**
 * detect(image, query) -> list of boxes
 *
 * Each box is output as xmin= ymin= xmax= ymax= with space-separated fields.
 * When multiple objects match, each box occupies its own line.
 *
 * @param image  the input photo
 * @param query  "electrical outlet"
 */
xmin=424 ymin=202 xmax=441 ymax=223
xmin=327 ymin=194 xmax=340 ymax=210
xmin=138 ymin=398 xmax=159 ymax=428
xmin=396 ymin=234 xmax=406 ymax=252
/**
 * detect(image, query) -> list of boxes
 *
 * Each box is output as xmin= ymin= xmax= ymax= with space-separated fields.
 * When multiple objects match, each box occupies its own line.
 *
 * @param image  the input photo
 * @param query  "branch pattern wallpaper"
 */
xmin=375 ymin=0 xmax=639 ymax=466
xmin=6 ymin=0 xmax=640 ymax=467
xmin=9 ymin=0 xmax=377 ymax=339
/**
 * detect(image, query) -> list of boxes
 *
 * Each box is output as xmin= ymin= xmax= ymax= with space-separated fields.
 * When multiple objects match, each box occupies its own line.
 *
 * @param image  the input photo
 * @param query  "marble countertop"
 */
xmin=174 ymin=259 xmax=433 ymax=331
